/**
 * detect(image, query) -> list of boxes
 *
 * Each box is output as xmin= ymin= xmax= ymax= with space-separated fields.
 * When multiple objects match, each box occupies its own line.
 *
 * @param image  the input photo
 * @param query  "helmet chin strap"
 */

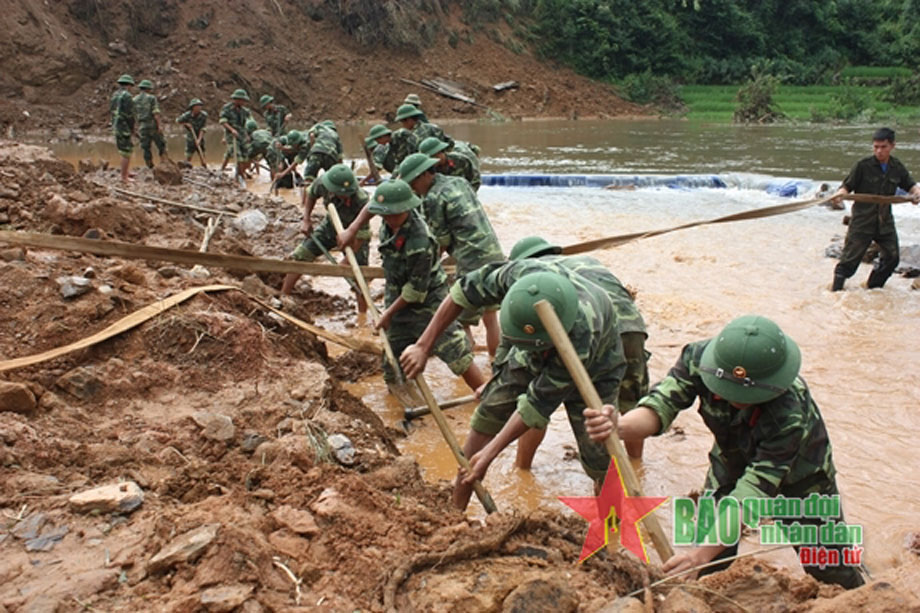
xmin=698 ymin=365 xmax=787 ymax=395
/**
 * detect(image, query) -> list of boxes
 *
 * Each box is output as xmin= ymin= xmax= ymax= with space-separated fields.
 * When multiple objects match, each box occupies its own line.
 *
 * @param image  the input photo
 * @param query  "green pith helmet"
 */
xmin=231 ymin=88 xmax=250 ymax=101
xmin=368 ymin=180 xmax=421 ymax=215
xmin=398 ymin=152 xmax=438 ymax=183
xmin=286 ymin=130 xmax=305 ymax=146
xmin=188 ymin=98 xmax=204 ymax=109
xmin=699 ymin=315 xmax=801 ymax=405
xmin=367 ymin=124 xmax=391 ymax=141
xmin=116 ymin=74 xmax=135 ymax=86
xmin=364 ymin=136 xmax=379 ymax=148
xmin=404 ymin=93 xmax=422 ymax=107
xmin=321 ymin=164 xmax=358 ymax=196
xmin=510 ymin=236 xmax=563 ymax=261
xmin=418 ymin=137 xmax=449 ymax=157
xmin=245 ymin=119 xmax=258 ymax=133
xmin=395 ymin=103 xmax=423 ymax=122
xmin=259 ymin=94 xmax=274 ymax=107
xmin=321 ymin=119 xmax=337 ymax=131
xmin=138 ymin=79 xmax=154 ymax=90
xmin=500 ymin=272 xmax=578 ymax=348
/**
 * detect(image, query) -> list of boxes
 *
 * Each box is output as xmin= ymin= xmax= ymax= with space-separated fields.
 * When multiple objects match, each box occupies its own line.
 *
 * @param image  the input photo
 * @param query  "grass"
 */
xmin=679 ymin=84 xmax=920 ymax=123
xmin=839 ymin=65 xmax=912 ymax=80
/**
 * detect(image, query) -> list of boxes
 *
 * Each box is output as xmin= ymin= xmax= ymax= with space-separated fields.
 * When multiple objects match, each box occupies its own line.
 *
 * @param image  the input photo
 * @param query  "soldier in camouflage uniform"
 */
xmin=585 ymin=315 xmax=866 ymax=589
xmin=176 ymin=98 xmax=208 ymax=165
xmin=219 ymin=89 xmax=252 ymax=175
xmin=302 ymin=121 xmax=343 ymax=181
xmin=259 ymin=94 xmax=291 ymax=137
xmin=133 ymin=80 xmax=168 ymax=168
xmin=247 ymin=119 xmax=274 ymax=166
xmin=110 ymin=74 xmax=136 ymax=182
xmin=365 ymin=124 xmax=416 ymax=174
xmin=399 ymin=153 xmax=504 ymax=355
xmin=509 ymin=235 xmax=649 ymax=462
xmin=830 ymin=127 xmax=920 ymax=291
xmin=281 ymin=164 xmax=370 ymax=313
xmin=366 ymin=180 xmax=485 ymax=391
xmin=400 ymin=261 xmax=626 ymax=510
xmin=419 ymin=137 xmax=481 ymax=192
xmin=395 ymin=103 xmax=454 ymax=149
xmin=403 ymin=93 xmax=429 ymax=123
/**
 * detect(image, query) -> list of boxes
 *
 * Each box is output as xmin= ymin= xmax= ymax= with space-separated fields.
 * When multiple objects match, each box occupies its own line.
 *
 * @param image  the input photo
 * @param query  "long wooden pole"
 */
xmin=533 ymin=299 xmax=673 ymax=561
xmin=326 ymin=204 xmax=497 ymax=514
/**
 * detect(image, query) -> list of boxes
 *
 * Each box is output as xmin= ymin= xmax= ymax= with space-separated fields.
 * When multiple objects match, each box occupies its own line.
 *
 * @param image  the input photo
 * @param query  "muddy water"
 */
xmin=46 ymin=120 xmax=920 ymax=572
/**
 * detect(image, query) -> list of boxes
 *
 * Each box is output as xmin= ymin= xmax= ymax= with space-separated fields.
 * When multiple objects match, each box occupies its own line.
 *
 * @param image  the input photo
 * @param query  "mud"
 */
xmin=1 ymin=141 xmax=918 ymax=611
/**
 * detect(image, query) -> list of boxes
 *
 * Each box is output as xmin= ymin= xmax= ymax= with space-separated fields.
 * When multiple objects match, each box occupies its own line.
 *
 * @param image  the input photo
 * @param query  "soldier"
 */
xmin=270 ymin=129 xmax=309 ymax=188
xmin=418 ymin=137 xmax=481 ymax=192
xmin=400 ymin=262 xmax=626 ymax=510
xmin=281 ymin=164 xmax=370 ymax=313
xmin=403 ymin=93 xmax=429 ymax=123
xmin=584 ymin=315 xmax=866 ymax=590
xmin=247 ymin=119 xmax=274 ymax=168
xmin=365 ymin=123 xmax=416 ymax=174
xmin=398 ymin=153 xmax=503 ymax=355
xmin=110 ymin=74 xmax=136 ymax=182
xmin=395 ymin=103 xmax=454 ymax=148
xmin=830 ymin=127 xmax=920 ymax=291
xmin=133 ymin=79 xmax=168 ymax=168
xmin=508 ymin=236 xmax=649 ymax=462
xmin=366 ymin=180 xmax=486 ymax=391
xmin=176 ymin=98 xmax=208 ymax=165
xmin=302 ymin=121 xmax=343 ymax=182
xmin=259 ymin=94 xmax=291 ymax=137
xmin=219 ymin=89 xmax=252 ymax=175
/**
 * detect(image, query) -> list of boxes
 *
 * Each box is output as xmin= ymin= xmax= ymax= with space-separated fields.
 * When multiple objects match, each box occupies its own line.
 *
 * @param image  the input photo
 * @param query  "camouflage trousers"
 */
xmin=617 ymin=332 xmax=650 ymax=415
xmin=384 ymin=308 xmax=473 ymax=382
xmin=470 ymin=356 xmax=617 ymax=483
xmin=302 ymin=151 xmax=337 ymax=180
xmin=702 ymin=471 xmax=866 ymax=589
xmin=114 ymin=125 xmax=133 ymax=158
xmin=138 ymin=125 xmax=167 ymax=167
xmin=223 ymin=133 xmax=251 ymax=163
xmin=833 ymin=227 xmax=900 ymax=289
xmin=291 ymin=217 xmax=371 ymax=265
xmin=184 ymin=134 xmax=205 ymax=158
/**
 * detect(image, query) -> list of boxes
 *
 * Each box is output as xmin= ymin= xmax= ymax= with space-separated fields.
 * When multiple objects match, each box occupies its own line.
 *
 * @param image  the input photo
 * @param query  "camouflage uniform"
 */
xmin=372 ymin=143 xmax=391 ymax=171
xmin=437 ymin=151 xmax=481 ymax=192
xmin=249 ymin=128 xmax=274 ymax=161
xmin=834 ymin=155 xmax=916 ymax=288
xmin=291 ymin=182 xmax=371 ymax=265
xmin=109 ymin=89 xmax=135 ymax=158
xmin=413 ymin=121 xmax=454 ymax=149
xmin=380 ymin=210 xmax=473 ymax=381
xmin=303 ymin=125 xmax=342 ymax=180
xmin=176 ymin=109 xmax=208 ymax=158
xmin=219 ymin=102 xmax=252 ymax=163
xmin=451 ymin=259 xmax=626 ymax=482
xmin=421 ymin=174 xmax=504 ymax=325
xmin=641 ymin=340 xmax=864 ymax=589
xmin=382 ymin=129 xmax=418 ymax=174
xmin=133 ymin=91 xmax=167 ymax=167
xmin=543 ymin=254 xmax=649 ymax=415
xmin=264 ymin=104 xmax=289 ymax=136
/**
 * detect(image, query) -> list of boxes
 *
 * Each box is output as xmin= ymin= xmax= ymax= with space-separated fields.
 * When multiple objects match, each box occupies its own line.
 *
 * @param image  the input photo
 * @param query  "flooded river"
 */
xmin=44 ymin=119 xmax=920 ymax=572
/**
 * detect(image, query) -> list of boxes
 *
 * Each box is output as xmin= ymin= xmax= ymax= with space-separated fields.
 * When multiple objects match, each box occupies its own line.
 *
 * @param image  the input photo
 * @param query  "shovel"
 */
xmin=533 ymin=299 xmax=673 ymax=561
xmin=232 ymin=135 xmax=247 ymax=189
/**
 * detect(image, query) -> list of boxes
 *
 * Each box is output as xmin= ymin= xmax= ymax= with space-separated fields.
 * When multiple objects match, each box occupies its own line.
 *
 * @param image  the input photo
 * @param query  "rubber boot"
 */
xmin=831 ymin=275 xmax=846 ymax=292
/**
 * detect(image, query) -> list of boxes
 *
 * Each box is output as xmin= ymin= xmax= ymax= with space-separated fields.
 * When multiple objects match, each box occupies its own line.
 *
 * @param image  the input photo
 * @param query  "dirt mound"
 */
xmin=0 ymin=1 xmax=642 ymax=132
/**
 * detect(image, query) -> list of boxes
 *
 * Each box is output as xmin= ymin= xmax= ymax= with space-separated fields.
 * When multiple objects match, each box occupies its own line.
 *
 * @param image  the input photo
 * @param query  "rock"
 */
xmin=502 ymin=578 xmax=578 ymax=613
xmin=0 ymin=381 xmax=37 ymax=414
xmin=0 ymin=247 xmax=25 ymax=261
xmin=191 ymin=412 xmax=235 ymax=442
xmin=56 ymin=275 xmax=93 ymax=299
xmin=906 ymin=531 xmax=920 ymax=555
xmin=189 ymin=264 xmax=211 ymax=279
xmin=270 ymin=505 xmax=320 ymax=536
xmin=56 ymin=366 xmax=103 ymax=400
xmin=311 ymin=488 xmax=348 ymax=518
xmin=98 ymin=284 xmax=113 ymax=295
xmin=200 ymin=584 xmax=254 ymax=612
xmin=157 ymin=265 xmax=184 ymax=279
xmin=147 ymin=524 xmax=220 ymax=574
xmin=12 ymin=512 xmax=46 ymax=540
xmin=77 ymin=158 xmax=99 ymax=173
xmin=83 ymin=266 xmax=96 ymax=279
xmin=597 ymin=597 xmax=646 ymax=613
xmin=153 ymin=159 xmax=183 ymax=185
xmin=327 ymin=433 xmax=356 ymax=466
xmin=235 ymin=209 xmax=269 ymax=236
xmin=38 ymin=391 xmax=66 ymax=412
xmin=108 ymin=264 xmax=146 ymax=285
xmin=0 ymin=185 xmax=19 ymax=199
xmin=660 ymin=587 xmax=712 ymax=613
xmin=25 ymin=525 xmax=69 ymax=552
xmin=0 ymin=212 xmax=10 ymax=224
xmin=69 ymin=481 xmax=144 ymax=514
xmin=912 ymin=278 xmax=920 ymax=291
xmin=240 ymin=431 xmax=268 ymax=453
xmin=108 ymin=40 xmax=128 ymax=54
xmin=82 ymin=228 xmax=104 ymax=239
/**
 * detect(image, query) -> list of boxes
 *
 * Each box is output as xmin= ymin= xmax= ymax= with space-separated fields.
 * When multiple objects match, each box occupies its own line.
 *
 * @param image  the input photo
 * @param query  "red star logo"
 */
xmin=559 ymin=457 xmax=668 ymax=563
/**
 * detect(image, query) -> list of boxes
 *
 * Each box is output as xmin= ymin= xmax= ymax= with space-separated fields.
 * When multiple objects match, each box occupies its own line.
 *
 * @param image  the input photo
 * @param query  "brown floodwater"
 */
xmin=43 ymin=119 xmax=920 ymax=573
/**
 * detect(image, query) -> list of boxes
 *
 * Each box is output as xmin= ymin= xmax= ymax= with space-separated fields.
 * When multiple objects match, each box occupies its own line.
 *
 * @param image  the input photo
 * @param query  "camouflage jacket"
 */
xmin=249 ymin=129 xmax=273 ymax=157
xmin=379 ymin=209 xmax=448 ymax=319
xmin=450 ymin=259 xmax=625 ymax=428
xmin=413 ymin=121 xmax=454 ymax=149
xmin=264 ymin=138 xmax=288 ymax=171
xmin=308 ymin=181 xmax=372 ymax=240
xmin=308 ymin=125 xmax=342 ymax=159
xmin=372 ymin=143 xmax=391 ymax=171
xmin=421 ymin=174 xmax=503 ymax=274
xmin=218 ymin=102 xmax=251 ymax=134
xmin=176 ymin=110 xmax=207 ymax=138
xmin=437 ymin=151 xmax=481 ymax=191
xmin=264 ymin=104 xmax=289 ymax=136
xmin=841 ymin=154 xmax=915 ymax=234
xmin=389 ymin=129 xmax=418 ymax=171
xmin=541 ymin=254 xmax=646 ymax=335
xmin=132 ymin=92 xmax=160 ymax=128
xmin=109 ymin=89 xmax=135 ymax=130
xmin=640 ymin=340 xmax=838 ymax=500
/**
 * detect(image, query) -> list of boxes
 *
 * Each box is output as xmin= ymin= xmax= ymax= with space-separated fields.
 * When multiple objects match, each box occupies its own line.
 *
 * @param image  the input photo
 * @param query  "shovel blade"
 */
xmin=386 ymin=379 xmax=425 ymax=409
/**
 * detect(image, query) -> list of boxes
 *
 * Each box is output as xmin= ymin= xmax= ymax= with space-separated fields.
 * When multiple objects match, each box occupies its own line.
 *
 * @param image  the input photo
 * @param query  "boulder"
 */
xmin=69 ymin=481 xmax=144 ymax=514
xmin=153 ymin=159 xmax=183 ymax=185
